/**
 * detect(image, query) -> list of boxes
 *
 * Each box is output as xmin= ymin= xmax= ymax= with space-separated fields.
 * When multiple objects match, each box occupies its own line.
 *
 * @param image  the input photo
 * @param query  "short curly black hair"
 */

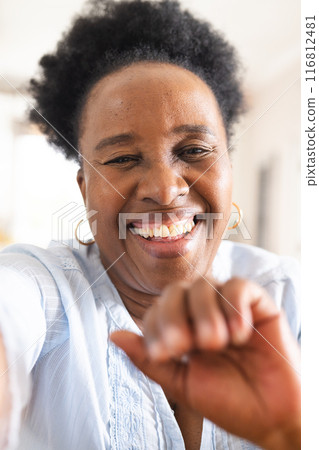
xmin=29 ymin=0 xmax=244 ymax=163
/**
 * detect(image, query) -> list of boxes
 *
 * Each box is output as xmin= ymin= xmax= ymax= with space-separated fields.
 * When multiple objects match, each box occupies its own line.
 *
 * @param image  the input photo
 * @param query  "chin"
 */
xmin=136 ymin=253 xmax=211 ymax=294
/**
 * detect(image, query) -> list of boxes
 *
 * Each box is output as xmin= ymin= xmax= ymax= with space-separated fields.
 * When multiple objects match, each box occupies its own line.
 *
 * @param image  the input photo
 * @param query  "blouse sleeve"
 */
xmin=0 ymin=253 xmax=47 ymax=450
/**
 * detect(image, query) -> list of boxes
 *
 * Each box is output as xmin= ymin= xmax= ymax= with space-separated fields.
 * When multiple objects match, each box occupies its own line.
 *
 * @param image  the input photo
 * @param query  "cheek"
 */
xmin=84 ymin=177 xmax=125 ymax=240
xmin=198 ymin=163 xmax=232 ymax=232
xmin=202 ymin=164 xmax=232 ymax=208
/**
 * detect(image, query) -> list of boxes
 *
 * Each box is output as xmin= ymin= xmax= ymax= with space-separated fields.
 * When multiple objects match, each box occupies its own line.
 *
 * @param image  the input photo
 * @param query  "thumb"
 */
xmin=110 ymin=330 xmax=186 ymax=402
xmin=110 ymin=330 xmax=148 ymax=367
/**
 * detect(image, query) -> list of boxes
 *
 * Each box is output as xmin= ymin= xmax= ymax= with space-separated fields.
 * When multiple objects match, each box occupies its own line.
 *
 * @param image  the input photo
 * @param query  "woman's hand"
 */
xmin=110 ymin=277 xmax=300 ymax=450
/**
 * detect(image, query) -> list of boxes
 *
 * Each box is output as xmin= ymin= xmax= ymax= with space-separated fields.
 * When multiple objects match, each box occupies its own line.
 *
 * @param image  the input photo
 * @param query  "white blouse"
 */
xmin=0 ymin=239 xmax=300 ymax=450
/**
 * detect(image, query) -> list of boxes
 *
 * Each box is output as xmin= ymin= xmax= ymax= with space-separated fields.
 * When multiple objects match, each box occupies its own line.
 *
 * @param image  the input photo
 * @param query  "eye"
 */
xmin=184 ymin=148 xmax=206 ymax=154
xmin=178 ymin=146 xmax=213 ymax=160
xmin=103 ymin=155 xmax=140 ymax=166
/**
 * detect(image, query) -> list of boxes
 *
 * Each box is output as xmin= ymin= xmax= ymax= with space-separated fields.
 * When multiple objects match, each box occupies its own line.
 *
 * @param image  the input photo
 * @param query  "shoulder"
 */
xmin=214 ymin=241 xmax=300 ymax=339
xmin=0 ymin=243 xmax=57 ymax=290
xmin=0 ymin=240 xmax=89 ymax=300
xmin=0 ymin=240 xmax=103 ymax=353
xmin=0 ymin=239 xmax=92 ymax=275
xmin=215 ymin=241 xmax=299 ymax=286
xmin=0 ymin=239 xmax=104 ymax=298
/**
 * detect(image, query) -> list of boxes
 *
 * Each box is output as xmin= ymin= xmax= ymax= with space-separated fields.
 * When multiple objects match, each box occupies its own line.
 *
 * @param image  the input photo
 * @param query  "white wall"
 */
xmin=231 ymin=62 xmax=301 ymax=258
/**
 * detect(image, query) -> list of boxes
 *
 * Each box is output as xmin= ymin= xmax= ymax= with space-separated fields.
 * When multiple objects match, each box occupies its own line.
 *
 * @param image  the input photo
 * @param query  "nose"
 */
xmin=136 ymin=163 xmax=190 ymax=205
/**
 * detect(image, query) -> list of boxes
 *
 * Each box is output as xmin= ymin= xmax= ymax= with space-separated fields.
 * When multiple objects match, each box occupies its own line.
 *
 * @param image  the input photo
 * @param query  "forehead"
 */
xmin=80 ymin=62 xmax=225 ymax=141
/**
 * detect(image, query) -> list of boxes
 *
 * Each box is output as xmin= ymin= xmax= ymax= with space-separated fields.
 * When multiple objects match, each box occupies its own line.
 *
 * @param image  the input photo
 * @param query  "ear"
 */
xmin=77 ymin=168 xmax=86 ymax=205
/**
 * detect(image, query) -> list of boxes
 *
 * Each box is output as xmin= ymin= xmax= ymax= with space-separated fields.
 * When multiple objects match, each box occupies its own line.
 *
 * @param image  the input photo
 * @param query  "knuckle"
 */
xmin=191 ymin=277 xmax=213 ymax=300
xmin=222 ymin=277 xmax=252 ymax=303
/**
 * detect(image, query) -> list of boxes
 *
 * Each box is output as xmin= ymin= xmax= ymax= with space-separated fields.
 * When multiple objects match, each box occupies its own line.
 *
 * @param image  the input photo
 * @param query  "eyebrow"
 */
xmin=94 ymin=133 xmax=135 ymax=151
xmin=172 ymin=124 xmax=216 ymax=137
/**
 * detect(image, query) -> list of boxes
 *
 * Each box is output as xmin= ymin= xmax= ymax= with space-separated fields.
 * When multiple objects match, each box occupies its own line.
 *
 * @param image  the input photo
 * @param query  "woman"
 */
xmin=0 ymin=0 xmax=300 ymax=449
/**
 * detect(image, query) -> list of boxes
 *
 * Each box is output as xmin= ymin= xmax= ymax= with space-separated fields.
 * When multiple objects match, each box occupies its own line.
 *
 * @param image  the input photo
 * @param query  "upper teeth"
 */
xmin=131 ymin=219 xmax=196 ymax=238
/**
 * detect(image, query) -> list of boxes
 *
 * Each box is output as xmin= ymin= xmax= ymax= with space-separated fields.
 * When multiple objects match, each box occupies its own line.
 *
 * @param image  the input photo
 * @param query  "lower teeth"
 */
xmin=143 ymin=231 xmax=189 ymax=240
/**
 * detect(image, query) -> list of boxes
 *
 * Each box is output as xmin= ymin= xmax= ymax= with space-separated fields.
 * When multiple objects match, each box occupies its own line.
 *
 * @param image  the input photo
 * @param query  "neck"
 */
xmin=107 ymin=269 xmax=158 ymax=331
xmin=118 ymin=288 xmax=154 ymax=331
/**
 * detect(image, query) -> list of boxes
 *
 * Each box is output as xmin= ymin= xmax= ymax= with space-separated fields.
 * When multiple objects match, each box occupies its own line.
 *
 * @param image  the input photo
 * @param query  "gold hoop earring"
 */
xmin=228 ymin=202 xmax=242 ymax=230
xmin=75 ymin=219 xmax=95 ymax=246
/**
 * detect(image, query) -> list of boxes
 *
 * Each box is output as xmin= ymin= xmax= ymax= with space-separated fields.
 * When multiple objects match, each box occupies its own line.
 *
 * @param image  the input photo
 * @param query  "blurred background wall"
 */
xmin=0 ymin=0 xmax=300 ymax=257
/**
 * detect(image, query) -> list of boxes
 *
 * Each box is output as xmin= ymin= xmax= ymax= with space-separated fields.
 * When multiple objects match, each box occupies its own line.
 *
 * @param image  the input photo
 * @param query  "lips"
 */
xmin=121 ymin=208 xmax=204 ymax=257
xmin=128 ymin=217 xmax=202 ymax=258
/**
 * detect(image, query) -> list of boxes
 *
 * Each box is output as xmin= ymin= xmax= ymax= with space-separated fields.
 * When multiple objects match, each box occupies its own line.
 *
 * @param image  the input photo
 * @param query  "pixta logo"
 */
xmin=51 ymin=202 xmax=97 ymax=249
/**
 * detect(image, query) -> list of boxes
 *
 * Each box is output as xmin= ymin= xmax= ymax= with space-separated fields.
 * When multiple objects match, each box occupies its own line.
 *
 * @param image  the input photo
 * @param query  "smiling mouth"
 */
xmin=128 ymin=215 xmax=199 ymax=241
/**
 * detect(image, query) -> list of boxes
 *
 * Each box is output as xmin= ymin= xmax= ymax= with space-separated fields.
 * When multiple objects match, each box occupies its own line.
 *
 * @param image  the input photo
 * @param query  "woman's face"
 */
xmin=77 ymin=62 xmax=232 ymax=294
